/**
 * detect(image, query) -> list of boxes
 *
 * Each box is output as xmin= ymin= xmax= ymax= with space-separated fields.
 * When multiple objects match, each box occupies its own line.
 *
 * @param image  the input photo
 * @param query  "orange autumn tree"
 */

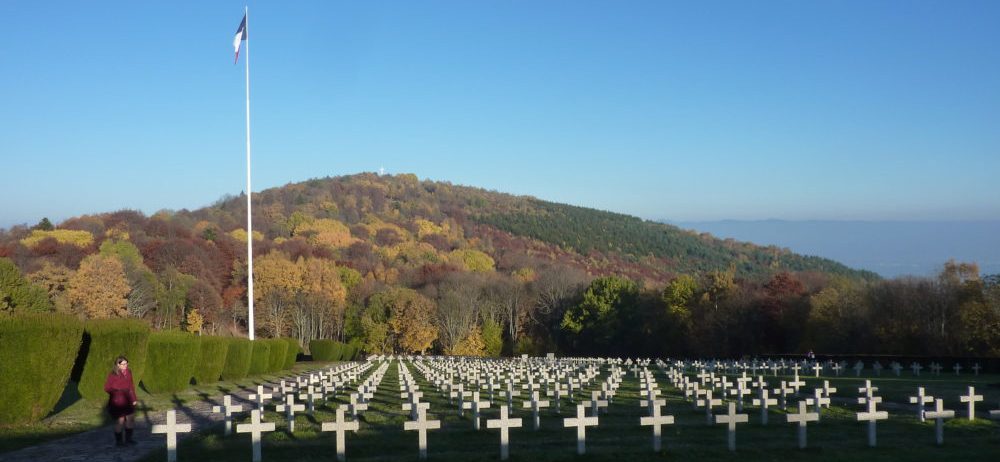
xmin=67 ymin=254 xmax=130 ymax=318
xmin=380 ymin=288 xmax=438 ymax=354
xmin=252 ymin=251 xmax=301 ymax=337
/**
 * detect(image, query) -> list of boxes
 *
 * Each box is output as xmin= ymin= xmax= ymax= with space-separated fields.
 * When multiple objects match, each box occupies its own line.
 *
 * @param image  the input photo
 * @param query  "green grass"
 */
xmin=0 ymin=361 xmax=333 ymax=454
xmin=132 ymin=361 xmax=1000 ymax=462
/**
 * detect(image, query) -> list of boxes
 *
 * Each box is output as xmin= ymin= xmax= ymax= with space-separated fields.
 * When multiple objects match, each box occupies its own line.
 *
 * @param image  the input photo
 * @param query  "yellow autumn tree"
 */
xmin=448 ymin=249 xmax=495 ymax=272
xmin=385 ymin=288 xmax=438 ymax=354
xmin=252 ymin=251 xmax=302 ymax=337
xmin=185 ymin=308 xmax=204 ymax=334
xmin=20 ymin=229 xmax=94 ymax=248
xmin=451 ymin=325 xmax=486 ymax=356
xmin=67 ymin=254 xmax=130 ymax=318
xmin=294 ymin=218 xmax=356 ymax=249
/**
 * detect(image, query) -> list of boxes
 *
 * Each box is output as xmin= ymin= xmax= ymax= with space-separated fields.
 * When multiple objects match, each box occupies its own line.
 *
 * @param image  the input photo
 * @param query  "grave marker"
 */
xmin=151 ymin=410 xmax=192 ymax=462
xmin=486 ymin=404 xmax=523 ymax=460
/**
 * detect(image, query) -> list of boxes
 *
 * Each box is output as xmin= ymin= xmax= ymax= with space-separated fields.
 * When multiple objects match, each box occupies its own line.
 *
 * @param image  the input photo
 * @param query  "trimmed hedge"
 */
xmin=309 ymin=339 xmax=340 ymax=361
xmin=221 ymin=338 xmax=252 ymax=381
xmin=265 ymin=338 xmax=287 ymax=373
xmin=344 ymin=340 xmax=364 ymax=360
xmin=77 ymin=319 xmax=150 ymax=402
xmin=282 ymin=338 xmax=299 ymax=370
xmin=0 ymin=314 xmax=84 ymax=424
xmin=141 ymin=331 xmax=200 ymax=394
xmin=193 ymin=335 xmax=229 ymax=385
xmin=247 ymin=340 xmax=271 ymax=376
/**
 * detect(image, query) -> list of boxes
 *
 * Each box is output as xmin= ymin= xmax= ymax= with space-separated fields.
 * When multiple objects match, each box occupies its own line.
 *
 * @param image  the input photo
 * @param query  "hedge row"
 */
xmin=77 ymin=319 xmax=150 ymax=402
xmin=2 ymin=312 xmax=302 ymax=424
xmin=142 ymin=332 xmax=201 ymax=394
xmin=0 ymin=314 xmax=83 ymax=425
xmin=309 ymin=339 xmax=361 ymax=361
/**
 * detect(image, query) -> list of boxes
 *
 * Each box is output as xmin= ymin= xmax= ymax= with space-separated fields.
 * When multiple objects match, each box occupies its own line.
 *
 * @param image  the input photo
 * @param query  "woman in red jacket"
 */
xmin=104 ymin=355 xmax=138 ymax=447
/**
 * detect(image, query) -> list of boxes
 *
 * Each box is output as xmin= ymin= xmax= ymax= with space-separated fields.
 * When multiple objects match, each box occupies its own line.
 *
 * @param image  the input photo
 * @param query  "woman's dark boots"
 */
xmin=124 ymin=428 xmax=137 ymax=445
xmin=114 ymin=430 xmax=125 ymax=447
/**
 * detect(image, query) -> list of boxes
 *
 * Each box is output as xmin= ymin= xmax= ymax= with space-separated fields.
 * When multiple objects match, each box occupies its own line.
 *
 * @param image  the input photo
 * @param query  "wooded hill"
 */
xmin=4 ymin=173 xmax=996 ymax=358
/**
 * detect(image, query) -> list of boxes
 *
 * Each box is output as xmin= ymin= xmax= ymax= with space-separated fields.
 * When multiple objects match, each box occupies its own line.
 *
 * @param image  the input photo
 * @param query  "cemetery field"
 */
xmin=135 ymin=360 xmax=1000 ymax=462
xmin=0 ymin=362 xmax=330 ymax=454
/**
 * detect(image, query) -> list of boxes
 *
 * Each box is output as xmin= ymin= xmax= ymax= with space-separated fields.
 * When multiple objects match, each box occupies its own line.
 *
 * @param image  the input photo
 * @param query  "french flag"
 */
xmin=233 ymin=14 xmax=247 ymax=63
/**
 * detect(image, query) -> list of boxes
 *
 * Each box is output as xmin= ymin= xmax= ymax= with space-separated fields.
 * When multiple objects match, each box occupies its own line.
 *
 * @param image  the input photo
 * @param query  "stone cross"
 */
xmin=714 ymin=402 xmax=749 ymax=452
xmin=855 ymin=398 xmax=888 ymax=447
xmin=910 ymin=362 xmax=922 ymax=376
xmin=298 ymin=385 xmax=323 ymax=415
xmin=786 ymin=400 xmax=819 ymax=449
xmin=404 ymin=408 xmax=441 ymax=460
xmin=698 ymin=389 xmax=723 ymax=426
xmin=806 ymin=388 xmax=830 ymax=421
xmin=960 ymin=386 xmax=983 ymax=420
xmin=972 ymin=363 xmax=982 ymax=376
xmin=275 ymin=394 xmax=305 ymax=433
xmin=211 ymin=394 xmax=243 ymax=436
xmin=853 ymin=361 xmax=864 ymax=377
xmin=923 ymin=398 xmax=955 ymax=446
xmin=348 ymin=392 xmax=368 ymax=417
xmin=462 ymin=391 xmax=491 ymax=430
xmin=236 ymin=409 xmax=276 ymax=462
xmin=908 ymin=387 xmax=934 ymax=422
xmin=321 ymin=406 xmax=359 ymax=462
xmin=585 ymin=391 xmax=608 ymax=417
xmin=774 ymin=382 xmax=793 ymax=410
xmin=249 ymin=385 xmax=273 ymax=410
xmin=522 ymin=390 xmax=550 ymax=430
xmin=151 ymin=410 xmax=192 ymax=462
xmin=788 ymin=374 xmax=806 ymax=395
xmin=820 ymin=380 xmax=837 ymax=406
xmin=639 ymin=399 xmax=673 ymax=452
xmin=563 ymin=404 xmax=599 ymax=455
xmin=403 ymin=401 xmax=431 ymax=421
xmin=486 ymin=404 xmax=523 ymax=460
xmin=953 ymin=363 xmax=962 ymax=375
xmin=752 ymin=388 xmax=778 ymax=425
xmin=811 ymin=362 xmax=823 ymax=377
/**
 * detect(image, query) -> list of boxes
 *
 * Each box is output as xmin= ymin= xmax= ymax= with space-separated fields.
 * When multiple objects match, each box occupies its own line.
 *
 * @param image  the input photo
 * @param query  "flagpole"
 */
xmin=244 ymin=5 xmax=255 ymax=341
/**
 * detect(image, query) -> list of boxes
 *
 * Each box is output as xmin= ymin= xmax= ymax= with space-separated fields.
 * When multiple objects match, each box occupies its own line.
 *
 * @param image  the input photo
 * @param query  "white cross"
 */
xmin=786 ymin=401 xmax=819 ymax=449
xmin=320 ymin=406 xmax=359 ymax=462
xmin=911 ymin=362 xmax=923 ymax=376
xmin=972 ymin=363 xmax=982 ymax=376
xmin=923 ymin=398 xmax=955 ymax=446
xmin=249 ymin=385 xmax=273 ymax=410
xmin=805 ymin=388 xmax=829 ymax=421
xmin=820 ymin=380 xmax=837 ymax=406
xmin=151 ymin=410 xmax=192 ymax=462
xmin=211 ymin=395 xmax=243 ymax=436
xmin=752 ymin=388 xmax=778 ymax=425
xmin=462 ymin=391 xmax=491 ymax=430
xmin=236 ymin=409 xmax=276 ymax=462
xmin=908 ymin=387 xmax=934 ymax=422
xmin=348 ymin=392 xmax=368 ymax=417
xmin=960 ymin=386 xmax=983 ymax=420
xmin=856 ymin=398 xmax=888 ymax=447
xmin=585 ymin=391 xmax=608 ymax=417
xmin=697 ymin=389 xmax=723 ymax=426
xmin=953 ymin=363 xmax=963 ymax=375
xmin=714 ymin=402 xmax=749 ymax=452
xmin=639 ymin=399 xmax=673 ymax=452
xmin=486 ymin=404 xmax=523 ymax=460
xmin=298 ymin=385 xmax=323 ymax=415
xmin=812 ymin=362 xmax=823 ymax=377
xmin=563 ymin=404 xmax=599 ymax=455
xmin=403 ymin=408 xmax=441 ymax=460
xmin=522 ymin=391 xmax=550 ymax=430
xmin=275 ymin=393 xmax=305 ymax=433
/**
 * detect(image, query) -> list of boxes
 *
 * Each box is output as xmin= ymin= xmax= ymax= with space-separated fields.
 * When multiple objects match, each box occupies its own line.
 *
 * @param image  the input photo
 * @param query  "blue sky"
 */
xmin=2 ymin=1 xmax=998 ymax=229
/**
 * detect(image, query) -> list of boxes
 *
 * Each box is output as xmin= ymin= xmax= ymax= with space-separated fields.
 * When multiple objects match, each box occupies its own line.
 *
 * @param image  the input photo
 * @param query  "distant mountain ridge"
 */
xmin=670 ymin=219 xmax=1000 ymax=278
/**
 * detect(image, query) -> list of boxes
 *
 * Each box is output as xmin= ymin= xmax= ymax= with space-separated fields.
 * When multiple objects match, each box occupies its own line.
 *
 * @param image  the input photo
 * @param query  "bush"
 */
xmin=193 ymin=336 xmax=229 ymax=385
xmin=346 ymin=339 xmax=364 ymax=360
xmin=265 ymin=338 xmax=287 ymax=373
xmin=77 ymin=319 xmax=150 ymax=402
xmin=309 ymin=339 xmax=339 ymax=361
xmin=221 ymin=338 xmax=252 ymax=381
xmin=247 ymin=340 xmax=271 ymax=376
xmin=281 ymin=338 xmax=299 ymax=370
xmin=142 ymin=331 xmax=200 ymax=394
xmin=0 ymin=314 xmax=83 ymax=424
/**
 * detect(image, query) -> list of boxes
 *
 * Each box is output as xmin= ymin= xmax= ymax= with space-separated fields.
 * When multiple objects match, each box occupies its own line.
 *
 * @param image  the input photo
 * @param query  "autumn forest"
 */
xmin=1 ymin=173 xmax=997 ymax=358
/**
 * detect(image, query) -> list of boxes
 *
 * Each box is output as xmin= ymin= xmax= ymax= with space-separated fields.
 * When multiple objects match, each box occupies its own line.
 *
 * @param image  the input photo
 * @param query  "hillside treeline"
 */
xmin=1 ymin=173 xmax=995 ymax=357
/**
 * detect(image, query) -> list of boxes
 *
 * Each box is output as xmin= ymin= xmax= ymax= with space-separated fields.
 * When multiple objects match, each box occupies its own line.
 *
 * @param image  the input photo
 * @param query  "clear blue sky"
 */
xmin=2 ymin=1 xmax=998 ymax=229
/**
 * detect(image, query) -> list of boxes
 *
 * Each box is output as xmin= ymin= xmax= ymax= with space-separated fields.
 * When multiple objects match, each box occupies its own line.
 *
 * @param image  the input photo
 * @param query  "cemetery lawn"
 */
xmin=135 ymin=361 xmax=1000 ymax=462
xmin=0 ymin=362 xmax=333 ymax=455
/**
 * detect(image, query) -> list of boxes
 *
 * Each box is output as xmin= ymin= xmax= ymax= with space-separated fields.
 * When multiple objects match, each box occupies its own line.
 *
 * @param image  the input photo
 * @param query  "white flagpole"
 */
xmin=244 ymin=5 xmax=255 ymax=341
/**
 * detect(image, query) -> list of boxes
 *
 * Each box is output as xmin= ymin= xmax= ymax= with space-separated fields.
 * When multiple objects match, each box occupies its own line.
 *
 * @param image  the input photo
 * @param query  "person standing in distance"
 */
xmin=104 ymin=355 xmax=138 ymax=447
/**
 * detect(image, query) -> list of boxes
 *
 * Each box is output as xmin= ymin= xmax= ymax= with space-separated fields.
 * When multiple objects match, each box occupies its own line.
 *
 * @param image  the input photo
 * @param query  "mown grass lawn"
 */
xmin=133 ymin=360 xmax=1000 ymax=462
